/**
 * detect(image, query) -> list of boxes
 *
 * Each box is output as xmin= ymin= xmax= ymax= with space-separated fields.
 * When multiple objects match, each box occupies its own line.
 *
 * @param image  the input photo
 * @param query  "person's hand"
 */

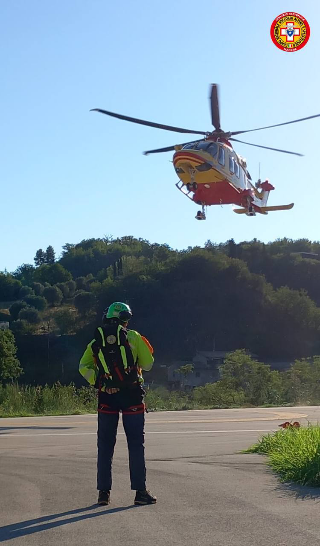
xmin=106 ymin=388 xmax=120 ymax=394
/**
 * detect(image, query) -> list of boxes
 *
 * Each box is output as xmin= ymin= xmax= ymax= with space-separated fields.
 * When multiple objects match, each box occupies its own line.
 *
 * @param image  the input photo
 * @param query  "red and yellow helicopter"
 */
xmin=92 ymin=84 xmax=320 ymax=220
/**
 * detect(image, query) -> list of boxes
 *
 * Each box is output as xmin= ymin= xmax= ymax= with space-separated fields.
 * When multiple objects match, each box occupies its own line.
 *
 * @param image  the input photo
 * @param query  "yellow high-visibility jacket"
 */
xmin=79 ymin=328 xmax=154 ymax=387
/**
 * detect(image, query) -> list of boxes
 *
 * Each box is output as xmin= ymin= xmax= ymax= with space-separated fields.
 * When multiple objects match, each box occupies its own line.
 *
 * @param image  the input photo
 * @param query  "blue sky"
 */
xmin=1 ymin=0 xmax=319 ymax=272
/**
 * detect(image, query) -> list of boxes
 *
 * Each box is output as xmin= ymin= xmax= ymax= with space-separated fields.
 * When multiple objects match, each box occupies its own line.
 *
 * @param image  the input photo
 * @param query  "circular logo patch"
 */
xmin=106 ymin=335 xmax=117 ymax=345
xmin=270 ymin=12 xmax=310 ymax=52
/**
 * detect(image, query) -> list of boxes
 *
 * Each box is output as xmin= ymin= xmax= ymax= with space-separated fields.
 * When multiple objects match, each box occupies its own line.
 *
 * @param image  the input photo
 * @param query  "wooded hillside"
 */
xmin=1 ymin=236 xmax=320 ymax=382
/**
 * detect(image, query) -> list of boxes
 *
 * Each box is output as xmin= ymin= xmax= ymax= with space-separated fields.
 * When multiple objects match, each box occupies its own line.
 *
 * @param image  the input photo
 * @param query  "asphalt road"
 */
xmin=1 ymin=406 xmax=320 ymax=545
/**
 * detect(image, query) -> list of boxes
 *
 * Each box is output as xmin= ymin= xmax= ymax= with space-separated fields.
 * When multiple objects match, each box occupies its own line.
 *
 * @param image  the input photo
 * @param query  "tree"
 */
xmin=66 ymin=280 xmax=76 ymax=298
xmin=34 ymin=263 xmax=72 ymax=285
xmin=19 ymin=286 xmax=34 ymax=299
xmin=176 ymin=364 xmax=194 ymax=389
xmin=13 ymin=264 xmax=36 ymax=286
xmin=76 ymin=277 xmax=87 ymax=290
xmin=284 ymin=357 xmax=320 ymax=404
xmin=193 ymin=382 xmax=245 ymax=407
xmin=263 ymin=287 xmax=320 ymax=359
xmin=23 ymin=295 xmax=47 ymax=311
xmin=31 ymin=282 xmax=44 ymax=296
xmin=54 ymin=308 xmax=77 ymax=334
xmin=74 ymin=291 xmax=96 ymax=316
xmin=10 ymin=319 xmax=35 ymax=335
xmin=0 ymin=273 xmax=21 ymax=301
xmin=45 ymin=245 xmax=55 ymax=264
xmin=9 ymin=301 xmax=28 ymax=321
xmin=43 ymin=286 xmax=63 ymax=307
xmin=0 ymin=330 xmax=22 ymax=382
xmin=18 ymin=307 xmax=41 ymax=324
xmin=219 ymin=350 xmax=280 ymax=406
xmin=34 ymin=249 xmax=46 ymax=266
xmin=56 ymin=282 xmax=70 ymax=299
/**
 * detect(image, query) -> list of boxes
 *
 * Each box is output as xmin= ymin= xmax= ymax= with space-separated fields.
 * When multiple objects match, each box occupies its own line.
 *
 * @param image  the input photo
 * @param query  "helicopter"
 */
xmin=91 ymin=84 xmax=320 ymax=220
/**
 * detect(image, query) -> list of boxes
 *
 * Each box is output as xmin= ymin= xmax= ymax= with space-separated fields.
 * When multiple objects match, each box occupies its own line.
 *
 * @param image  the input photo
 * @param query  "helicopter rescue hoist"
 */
xmin=91 ymin=84 xmax=320 ymax=220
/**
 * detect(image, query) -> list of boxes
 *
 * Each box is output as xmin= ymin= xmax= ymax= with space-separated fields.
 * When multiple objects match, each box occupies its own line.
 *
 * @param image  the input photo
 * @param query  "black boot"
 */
xmin=98 ymin=490 xmax=110 ymax=505
xmin=134 ymin=490 xmax=157 ymax=505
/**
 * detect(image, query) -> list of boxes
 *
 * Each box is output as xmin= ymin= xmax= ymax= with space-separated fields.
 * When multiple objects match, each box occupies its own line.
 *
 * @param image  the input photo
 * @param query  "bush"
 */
xmin=0 ymin=330 xmax=22 ymax=382
xmin=193 ymin=382 xmax=245 ymax=408
xmin=31 ymin=282 xmax=44 ymax=296
xmin=18 ymin=307 xmax=41 ymax=324
xmin=219 ymin=349 xmax=282 ymax=406
xmin=66 ymin=280 xmax=76 ymax=298
xmin=74 ymin=291 xmax=96 ymax=316
xmin=76 ymin=277 xmax=87 ymax=290
xmin=10 ymin=320 xmax=35 ymax=335
xmin=54 ymin=308 xmax=77 ymax=334
xmin=145 ymin=387 xmax=194 ymax=411
xmin=23 ymin=295 xmax=47 ymax=311
xmin=19 ymin=286 xmax=34 ymax=298
xmin=56 ymin=283 xmax=70 ymax=299
xmin=0 ymin=273 xmax=21 ymax=300
xmin=43 ymin=286 xmax=63 ymax=307
xmin=34 ymin=263 xmax=72 ymax=285
xmin=9 ymin=301 xmax=28 ymax=321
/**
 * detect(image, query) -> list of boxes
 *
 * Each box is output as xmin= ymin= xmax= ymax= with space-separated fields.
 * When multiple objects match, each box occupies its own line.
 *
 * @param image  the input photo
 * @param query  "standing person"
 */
xmin=79 ymin=301 xmax=156 ymax=506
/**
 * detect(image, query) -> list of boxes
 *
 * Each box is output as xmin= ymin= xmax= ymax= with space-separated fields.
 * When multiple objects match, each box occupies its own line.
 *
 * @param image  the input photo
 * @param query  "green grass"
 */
xmin=0 ymin=383 xmax=97 ymax=417
xmin=0 ymin=384 xmax=238 ymax=417
xmin=246 ymin=425 xmax=320 ymax=486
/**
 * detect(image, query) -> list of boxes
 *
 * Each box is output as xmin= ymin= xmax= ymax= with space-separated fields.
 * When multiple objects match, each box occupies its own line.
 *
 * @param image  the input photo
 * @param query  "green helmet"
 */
xmin=106 ymin=302 xmax=132 ymax=322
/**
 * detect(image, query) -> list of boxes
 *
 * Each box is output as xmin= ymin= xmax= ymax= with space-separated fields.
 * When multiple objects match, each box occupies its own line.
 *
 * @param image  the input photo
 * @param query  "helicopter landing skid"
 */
xmin=175 ymin=181 xmax=195 ymax=201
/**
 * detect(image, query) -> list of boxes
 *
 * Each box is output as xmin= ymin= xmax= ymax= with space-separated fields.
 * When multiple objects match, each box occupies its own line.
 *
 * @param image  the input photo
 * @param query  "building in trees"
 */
xmin=168 ymin=350 xmax=228 ymax=389
xmin=0 ymin=322 xmax=9 ymax=330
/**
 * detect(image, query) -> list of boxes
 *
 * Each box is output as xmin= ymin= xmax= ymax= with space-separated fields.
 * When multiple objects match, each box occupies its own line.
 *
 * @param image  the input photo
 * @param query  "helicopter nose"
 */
xmin=173 ymin=151 xmax=204 ymax=169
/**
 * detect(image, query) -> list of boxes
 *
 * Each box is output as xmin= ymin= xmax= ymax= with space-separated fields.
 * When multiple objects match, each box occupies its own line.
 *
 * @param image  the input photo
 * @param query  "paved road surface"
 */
xmin=1 ymin=406 xmax=320 ymax=545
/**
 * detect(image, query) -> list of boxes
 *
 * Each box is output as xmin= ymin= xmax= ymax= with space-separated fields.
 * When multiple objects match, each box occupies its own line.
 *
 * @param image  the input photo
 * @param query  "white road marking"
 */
xmin=0 ymin=428 xmax=275 ymax=438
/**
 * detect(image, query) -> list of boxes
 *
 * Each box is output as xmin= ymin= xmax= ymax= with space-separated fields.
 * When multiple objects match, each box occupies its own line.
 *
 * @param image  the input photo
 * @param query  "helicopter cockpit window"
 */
xmin=207 ymin=142 xmax=218 ymax=157
xmin=182 ymin=143 xmax=196 ymax=150
xmin=218 ymin=146 xmax=225 ymax=166
xmin=194 ymin=142 xmax=208 ymax=150
xmin=229 ymin=156 xmax=234 ymax=174
xmin=234 ymin=161 xmax=240 ymax=178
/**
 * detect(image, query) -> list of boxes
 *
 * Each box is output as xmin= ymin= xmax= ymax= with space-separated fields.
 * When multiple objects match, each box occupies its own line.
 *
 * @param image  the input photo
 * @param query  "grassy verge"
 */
xmin=246 ymin=425 xmax=320 ymax=486
xmin=0 ymin=383 xmax=244 ymax=417
xmin=0 ymin=383 xmax=97 ymax=417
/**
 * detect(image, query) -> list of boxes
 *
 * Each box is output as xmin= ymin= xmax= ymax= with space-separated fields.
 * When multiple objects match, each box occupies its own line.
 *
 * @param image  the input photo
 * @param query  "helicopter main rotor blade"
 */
xmin=229 ymin=138 xmax=303 ymax=156
xmin=91 ymin=109 xmax=207 ymax=136
xmin=230 ymin=113 xmax=320 ymax=137
xmin=210 ymin=84 xmax=221 ymax=131
xmin=143 ymin=140 xmax=203 ymax=155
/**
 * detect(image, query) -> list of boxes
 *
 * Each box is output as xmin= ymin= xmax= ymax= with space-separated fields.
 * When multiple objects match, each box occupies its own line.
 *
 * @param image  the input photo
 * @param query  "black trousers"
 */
xmin=97 ymin=388 xmax=146 ymax=491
